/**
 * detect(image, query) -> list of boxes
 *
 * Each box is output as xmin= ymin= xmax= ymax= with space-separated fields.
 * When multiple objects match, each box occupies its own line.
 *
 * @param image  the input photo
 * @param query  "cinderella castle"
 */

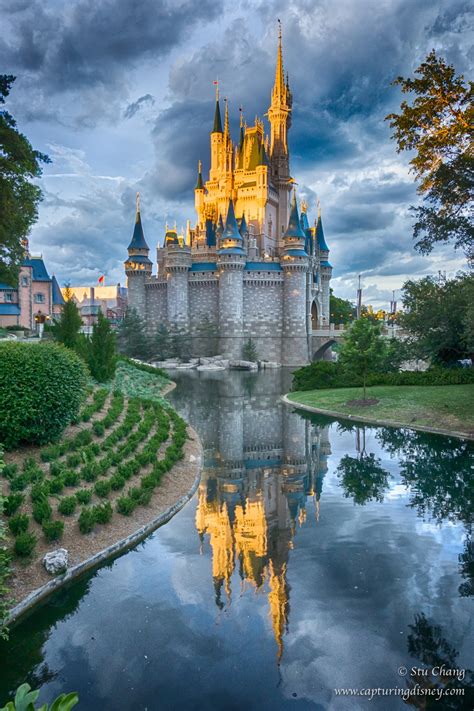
xmin=125 ymin=27 xmax=332 ymax=366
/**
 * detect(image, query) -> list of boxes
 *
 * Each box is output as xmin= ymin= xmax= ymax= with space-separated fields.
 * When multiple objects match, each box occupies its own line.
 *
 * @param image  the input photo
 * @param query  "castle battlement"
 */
xmin=125 ymin=27 xmax=332 ymax=366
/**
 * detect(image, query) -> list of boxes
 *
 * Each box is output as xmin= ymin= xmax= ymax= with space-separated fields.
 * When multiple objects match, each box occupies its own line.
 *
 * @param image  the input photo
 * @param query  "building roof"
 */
xmin=245 ymin=262 xmax=282 ymax=272
xmin=320 ymin=260 xmax=332 ymax=268
xmin=51 ymin=276 xmax=65 ymax=305
xmin=238 ymin=213 xmax=248 ymax=237
xmin=0 ymin=282 xmax=16 ymax=290
xmin=127 ymin=204 xmax=149 ymax=252
xmin=222 ymin=200 xmax=243 ymax=243
xmin=284 ymin=193 xmax=306 ymax=240
xmin=0 ymin=304 xmax=21 ymax=315
xmin=205 ymin=220 xmax=216 ymax=247
xmin=212 ymin=98 xmax=223 ymax=133
xmin=217 ymin=247 xmax=245 ymax=255
xmin=23 ymin=257 xmax=51 ymax=281
xmin=190 ymin=262 xmax=217 ymax=272
xmin=316 ymin=213 xmax=329 ymax=252
xmin=195 ymin=161 xmax=204 ymax=190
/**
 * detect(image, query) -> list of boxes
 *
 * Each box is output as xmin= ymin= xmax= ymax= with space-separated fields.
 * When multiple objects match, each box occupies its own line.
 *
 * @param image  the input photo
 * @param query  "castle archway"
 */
xmin=311 ymin=301 xmax=318 ymax=330
xmin=312 ymin=338 xmax=336 ymax=361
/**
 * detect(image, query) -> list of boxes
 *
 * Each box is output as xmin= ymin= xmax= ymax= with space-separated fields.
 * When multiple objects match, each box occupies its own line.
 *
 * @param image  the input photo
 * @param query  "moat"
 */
xmin=1 ymin=370 xmax=473 ymax=710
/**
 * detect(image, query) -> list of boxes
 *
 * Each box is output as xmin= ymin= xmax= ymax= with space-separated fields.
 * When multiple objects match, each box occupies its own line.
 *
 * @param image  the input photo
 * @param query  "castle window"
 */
xmin=21 ymin=276 xmax=28 ymax=287
xmin=5 ymin=292 xmax=13 ymax=302
xmin=34 ymin=293 xmax=45 ymax=304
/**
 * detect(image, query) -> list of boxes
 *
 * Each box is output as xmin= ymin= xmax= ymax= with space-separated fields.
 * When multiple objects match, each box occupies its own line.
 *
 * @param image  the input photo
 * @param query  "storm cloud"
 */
xmin=1 ymin=0 xmax=471 ymax=304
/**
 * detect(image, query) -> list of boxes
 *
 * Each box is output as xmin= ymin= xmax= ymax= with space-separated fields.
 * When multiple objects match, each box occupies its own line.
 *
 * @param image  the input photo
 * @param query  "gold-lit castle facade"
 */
xmin=125 ymin=28 xmax=332 ymax=366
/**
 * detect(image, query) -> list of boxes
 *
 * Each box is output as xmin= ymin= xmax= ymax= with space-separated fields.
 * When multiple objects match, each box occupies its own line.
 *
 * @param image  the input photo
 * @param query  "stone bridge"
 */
xmin=311 ymin=324 xmax=403 ymax=361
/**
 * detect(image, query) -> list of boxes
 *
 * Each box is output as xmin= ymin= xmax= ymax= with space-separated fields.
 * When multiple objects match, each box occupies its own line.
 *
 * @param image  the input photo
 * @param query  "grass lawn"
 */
xmin=287 ymin=384 xmax=474 ymax=436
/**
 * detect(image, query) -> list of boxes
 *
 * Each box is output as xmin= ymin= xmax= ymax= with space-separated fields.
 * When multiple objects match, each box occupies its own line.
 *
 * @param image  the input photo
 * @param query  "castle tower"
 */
xmin=281 ymin=192 xmax=309 ymax=365
xmin=316 ymin=203 xmax=332 ymax=325
xmin=164 ymin=226 xmax=191 ymax=330
xmin=268 ymin=23 xmax=293 ymax=243
xmin=124 ymin=193 xmax=152 ymax=316
xmin=217 ymin=199 xmax=245 ymax=359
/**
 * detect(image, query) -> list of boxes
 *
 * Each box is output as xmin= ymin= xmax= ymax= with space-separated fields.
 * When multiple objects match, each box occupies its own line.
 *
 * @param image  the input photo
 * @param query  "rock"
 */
xmin=197 ymin=364 xmax=226 ymax=371
xmin=43 ymin=548 xmax=68 ymax=575
xmin=262 ymin=361 xmax=281 ymax=369
xmin=229 ymin=360 xmax=258 ymax=371
xmin=174 ymin=362 xmax=197 ymax=369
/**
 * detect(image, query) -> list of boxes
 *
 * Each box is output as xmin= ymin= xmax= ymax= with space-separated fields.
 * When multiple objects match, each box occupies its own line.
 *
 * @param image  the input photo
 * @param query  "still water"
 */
xmin=0 ymin=370 xmax=473 ymax=710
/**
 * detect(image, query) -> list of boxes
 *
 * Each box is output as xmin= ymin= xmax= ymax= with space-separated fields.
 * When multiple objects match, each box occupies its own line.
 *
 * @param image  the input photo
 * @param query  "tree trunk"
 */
xmin=363 ymin=373 xmax=366 ymax=401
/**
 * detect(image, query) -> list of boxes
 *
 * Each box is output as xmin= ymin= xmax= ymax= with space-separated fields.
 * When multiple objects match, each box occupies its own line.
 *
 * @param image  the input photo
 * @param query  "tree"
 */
xmin=329 ymin=289 xmax=355 ymax=324
xmin=52 ymin=285 xmax=83 ymax=349
xmin=0 ymin=76 xmax=50 ymax=285
xmin=88 ymin=311 xmax=116 ymax=382
xmin=386 ymin=51 xmax=473 ymax=260
xmin=242 ymin=337 xmax=258 ymax=362
xmin=154 ymin=323 xmax=172 ymax=361
xmin=337 ymin=452 xmax=390 ymax=505
xmin=117 ymin=308 xmax=151 ymax=360
xmin=399 ymin=272 xmax=473 ymax=364
xmin=338 ymin=318 xmax=386 ymax=400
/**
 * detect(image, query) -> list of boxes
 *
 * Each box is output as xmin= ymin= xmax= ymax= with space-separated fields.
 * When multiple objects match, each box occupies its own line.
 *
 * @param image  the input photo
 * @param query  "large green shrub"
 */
xmin=0 ymin=342 xmax=87 ymax=449
xmin=0 ymin=682 xmax=78 ymax=710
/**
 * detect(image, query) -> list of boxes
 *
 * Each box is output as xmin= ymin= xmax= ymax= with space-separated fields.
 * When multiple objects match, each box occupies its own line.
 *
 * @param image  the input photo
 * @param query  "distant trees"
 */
xmin=0 ymin=75 xmax=50 ymax=285
xmin=399 ymin=272 xmax=474 ymax=364
xmin=117 ymin=308 xmax=151 ymax=360
xmin=386 ymin=51 xmax=473 ymax=260
xmin=329 ymin=289 xmax=355 ymax=324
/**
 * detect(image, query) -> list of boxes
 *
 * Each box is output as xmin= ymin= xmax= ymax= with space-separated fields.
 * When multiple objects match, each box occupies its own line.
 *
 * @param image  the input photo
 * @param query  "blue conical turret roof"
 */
xmin=127 ymin=194 xmax=149 ymax=251
xmin=284 ymin=192 xmax=306 ymax=240
xmin=222 ymin=199 xmax=243 ymax=242
xmin=216 ymin=214 xmax=224 ymax=239
xmin=238 ymin=212 xmax=248 ymax=237
xmin=316 ymin=211 xmax=329 ymax=252
xmin=205 ymin=219 xmax=216 ymax=247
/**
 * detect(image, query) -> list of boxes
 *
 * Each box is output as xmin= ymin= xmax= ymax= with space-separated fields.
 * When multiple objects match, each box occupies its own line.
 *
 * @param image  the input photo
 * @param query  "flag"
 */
xmin=213 ymin=80 xmax=218 ymax=85
xmin=98 ymin=275 xmax=105 ymax=285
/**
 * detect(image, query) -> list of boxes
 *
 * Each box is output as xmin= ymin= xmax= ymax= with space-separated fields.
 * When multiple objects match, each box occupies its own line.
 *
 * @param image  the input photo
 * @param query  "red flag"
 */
xmin=98 ymin=275 xmax=105 ymax=285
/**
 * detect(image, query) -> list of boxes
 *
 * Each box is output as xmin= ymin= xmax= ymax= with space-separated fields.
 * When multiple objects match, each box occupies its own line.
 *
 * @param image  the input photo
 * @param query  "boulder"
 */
xmin=174 ymin=362 xmax=197 ymax=369
xmin=43 ymin=548 xmax=68 ymax=575
xmin=229 ymin=360 xmax=258 ymax=371
xmin=197 ymin=364 xmax=226 ymax=371
xmin=259 ymin=360 xmax=281 ymax=369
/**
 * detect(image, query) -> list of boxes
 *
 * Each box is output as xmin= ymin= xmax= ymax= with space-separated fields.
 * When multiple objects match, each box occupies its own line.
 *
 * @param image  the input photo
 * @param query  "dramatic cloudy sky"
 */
xmin=1 ymin=0 xmax=472 ymax=306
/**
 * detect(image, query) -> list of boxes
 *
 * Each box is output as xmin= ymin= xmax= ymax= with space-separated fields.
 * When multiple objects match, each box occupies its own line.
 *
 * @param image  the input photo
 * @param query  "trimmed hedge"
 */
xmin=292 ymin=362 xmax=474 ymax=392
xmin=0 ymin=342 xmax=88 ymax=449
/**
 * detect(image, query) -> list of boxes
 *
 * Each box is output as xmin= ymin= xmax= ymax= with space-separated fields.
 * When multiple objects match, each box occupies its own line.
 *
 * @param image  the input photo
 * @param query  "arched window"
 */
xmin=311 ymin=301 xmax=318 ymax=329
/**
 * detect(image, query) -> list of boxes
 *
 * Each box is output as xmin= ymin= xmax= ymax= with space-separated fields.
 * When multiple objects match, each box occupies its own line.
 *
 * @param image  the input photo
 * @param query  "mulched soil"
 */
xmin=345 ymin=398 xmax=380 ymax=407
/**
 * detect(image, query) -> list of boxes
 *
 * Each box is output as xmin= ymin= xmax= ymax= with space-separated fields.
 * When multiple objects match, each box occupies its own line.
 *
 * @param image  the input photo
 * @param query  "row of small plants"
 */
xmin=1 ymin=400 xmax=186 ymax=555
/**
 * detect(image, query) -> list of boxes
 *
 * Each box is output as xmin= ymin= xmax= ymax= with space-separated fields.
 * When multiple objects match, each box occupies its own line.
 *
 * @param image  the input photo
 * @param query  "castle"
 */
xmin=125 ymin=28 xmax=332 ymax=366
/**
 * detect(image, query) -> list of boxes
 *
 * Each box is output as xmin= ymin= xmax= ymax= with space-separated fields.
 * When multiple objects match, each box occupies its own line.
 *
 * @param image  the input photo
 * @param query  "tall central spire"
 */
xmin=273 ymin=19 xmax=285 ymax=101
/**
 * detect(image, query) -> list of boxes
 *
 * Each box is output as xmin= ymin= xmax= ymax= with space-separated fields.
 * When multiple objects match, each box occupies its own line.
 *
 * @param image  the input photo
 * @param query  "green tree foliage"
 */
xmin=0 ymin=683 xmax=78 ymax=711
xmin=399 ymin=272 xmax=473 ymax=364
xmin=242 ymin=338 xmax=258 ymax=362
xmin=117 ymin=308 xmax=151 ymax=360
xmin=88 ymin=311 xmax=117 ymax=382
xmin=329 ymin=289 xmax=355 ymax=324
xmin=52 ymin=286 xmax=83 ymax=349
xmin=0 ymin=76 xmax=50 ymax=285
xmin=338 ymin=318 xmax=386 ymax=399
xmin=0 ymin=342 xmax=87 ymax=449
xmin=386 ymin=51 xmax=473 ymax=260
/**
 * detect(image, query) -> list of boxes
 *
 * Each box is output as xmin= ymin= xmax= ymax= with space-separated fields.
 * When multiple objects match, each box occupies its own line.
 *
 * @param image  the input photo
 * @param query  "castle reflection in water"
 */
xmin=171 ymin=370 xmax=331 ymax=660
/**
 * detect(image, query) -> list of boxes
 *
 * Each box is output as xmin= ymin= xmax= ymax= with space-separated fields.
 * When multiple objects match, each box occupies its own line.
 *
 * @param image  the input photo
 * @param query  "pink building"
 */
xmin=0 ymin=256 xmax=64 ymax=331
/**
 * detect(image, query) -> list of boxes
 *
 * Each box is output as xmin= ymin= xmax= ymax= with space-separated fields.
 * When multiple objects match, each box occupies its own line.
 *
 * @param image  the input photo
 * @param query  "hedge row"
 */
xmin=292 ymin=362 xmax=474 ymax=392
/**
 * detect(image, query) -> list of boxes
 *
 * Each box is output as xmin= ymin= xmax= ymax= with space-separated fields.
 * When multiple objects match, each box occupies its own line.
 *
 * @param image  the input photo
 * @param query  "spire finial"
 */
xmin=198 ymin=159 xmax=202 ymax=173
xmin=136 ymin=191 xmax=140 ymax=215
xmin=273 ymin=19 xmax=285 ymax=100
xmin=301 ymin=199 xmax=307 ymax=214
xmin=317 ymin=198 xmax=321 ymax=218
xmin=214 ymin=78 xmax=219 ymax=101
xmin=239 ymin=105 xmax=244 ymax=128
